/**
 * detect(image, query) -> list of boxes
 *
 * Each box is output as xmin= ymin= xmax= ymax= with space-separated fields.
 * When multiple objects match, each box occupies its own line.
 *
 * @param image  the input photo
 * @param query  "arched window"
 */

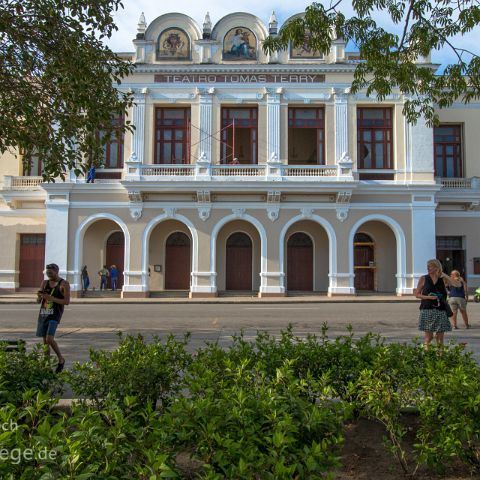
xmin=226 ymin=232 xmax=252 ymax=247
xmin=354 ymin=232 xmax=374 ymax=243
xmin=166 ymin=232 xmax=190 ymax=246
xmin=287 ymin=232 xmax=313 ymax=247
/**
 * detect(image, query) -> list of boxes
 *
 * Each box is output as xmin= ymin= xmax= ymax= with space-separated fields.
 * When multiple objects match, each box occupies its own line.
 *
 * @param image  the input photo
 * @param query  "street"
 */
xmin=1 ymin=302 xmax=479 ymax=367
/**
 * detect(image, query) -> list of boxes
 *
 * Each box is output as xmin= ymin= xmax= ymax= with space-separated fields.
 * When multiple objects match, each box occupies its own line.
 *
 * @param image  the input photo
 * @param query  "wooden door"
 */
xmin=354 ymin=243 xmax=375 ymax=291
xmin=19 ymin=234 xmax=45 ymax=287
xmin=226 ymin=233 xmax=252 ymax=290
xmin=165 ymin=232 xmax=191 ymax=290
xmin=106 ymin=232 xmax=125 ymax=289
xmin=287 ymin=232 xmax=313 ymax=291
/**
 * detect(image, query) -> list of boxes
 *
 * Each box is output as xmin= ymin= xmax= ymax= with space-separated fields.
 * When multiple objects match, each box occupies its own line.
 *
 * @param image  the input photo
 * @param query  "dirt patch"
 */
xmin=335 ymin=416 xmax=479 ymax=480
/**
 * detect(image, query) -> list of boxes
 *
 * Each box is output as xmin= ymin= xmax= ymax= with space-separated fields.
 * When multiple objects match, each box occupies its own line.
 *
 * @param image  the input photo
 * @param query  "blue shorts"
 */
xmin=36 ymin=319 xmax=59 ymax=338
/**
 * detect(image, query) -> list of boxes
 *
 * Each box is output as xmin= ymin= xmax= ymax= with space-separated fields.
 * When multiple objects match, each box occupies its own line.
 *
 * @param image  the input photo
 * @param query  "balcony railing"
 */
xmin=438 ymin=177 xmax=479 ymax=189
xmin=125 ymin=161 xmax=354 ymax=182
xmin=2 ymin=176 xmax=43 ymax=190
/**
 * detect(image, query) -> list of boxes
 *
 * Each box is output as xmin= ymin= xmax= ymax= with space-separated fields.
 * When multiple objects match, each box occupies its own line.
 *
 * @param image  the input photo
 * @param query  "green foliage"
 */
xmin=263 ymin=1 xmax=480 ymax=125
xmin=0 ymin=342 xmax=63 ymax=406
xmin=0 ymin=392 xmax=178 ymax=479
xmin=2 ymin=327 xmax=480 ymax=477
xmin=351 ymin=342 xmax=480 ymax=474
xmin=162 ymin=350 xmax=347 ymax=479
xmin=413 ymin=348 xmax=480 ymax=472
xmin=66 ymin=332 xmax=191 ymax=409
xmin=0 ymin=0 xmax=134 ymax=180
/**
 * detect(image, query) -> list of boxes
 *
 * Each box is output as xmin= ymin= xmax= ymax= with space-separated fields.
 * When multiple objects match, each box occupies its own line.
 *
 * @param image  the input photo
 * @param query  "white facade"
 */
xmin=1 ymin=11 xmax=479 ymax=297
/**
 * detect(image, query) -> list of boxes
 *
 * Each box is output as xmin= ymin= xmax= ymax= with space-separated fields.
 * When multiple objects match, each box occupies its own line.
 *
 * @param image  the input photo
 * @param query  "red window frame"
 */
xmin=154 ymin=107 xmax=191 ymax=164
xmin=357 ymin=107 xmax=393 ymax=169
xmin=433 ymin=124 xmax=462 ymax=177
xmin=221 ymin=107 xmax=258 ymax=164
xmin=100 ymin=114 xmax=125 ymax=169
xmin=288 ymin=107 xmax=325 ymax=165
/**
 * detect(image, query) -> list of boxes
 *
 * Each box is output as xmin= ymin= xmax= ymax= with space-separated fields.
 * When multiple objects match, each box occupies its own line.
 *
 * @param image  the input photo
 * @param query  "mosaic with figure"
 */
xmin=157 ymin=28 xmax=190 ymax=59
xmin=223 ymin=27 xmax=257 ymax=60
xmin=290 ymin=32 xmax=323 ymax=58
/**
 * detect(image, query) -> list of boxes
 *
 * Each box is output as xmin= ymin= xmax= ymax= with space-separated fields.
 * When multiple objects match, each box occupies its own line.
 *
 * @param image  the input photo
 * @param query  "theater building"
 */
xmin=1 ymin=11 xmax=479 ymax=297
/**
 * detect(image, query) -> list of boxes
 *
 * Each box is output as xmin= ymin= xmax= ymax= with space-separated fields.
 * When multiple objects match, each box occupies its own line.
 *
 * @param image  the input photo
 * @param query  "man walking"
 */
xmin=36 ymin=263 xmax=70 ymax=373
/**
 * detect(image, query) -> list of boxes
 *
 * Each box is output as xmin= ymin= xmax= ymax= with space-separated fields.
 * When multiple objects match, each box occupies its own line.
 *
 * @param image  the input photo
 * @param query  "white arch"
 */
xmin=210 ymin=214 xmax=268 ymax=285
xmin=348 ymin=214 xmax=407 ymax=294
xmin=74 ymin=213 xmax=131 ymax=290
xmin=279 ymin=214 xmax=337 ymax=292
xmin=142 ymin=214 xmax=199 ymax=290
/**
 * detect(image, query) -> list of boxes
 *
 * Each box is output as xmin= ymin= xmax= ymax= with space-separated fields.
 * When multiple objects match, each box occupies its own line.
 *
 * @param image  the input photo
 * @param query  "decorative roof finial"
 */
xmin=203 ymin=12 xmax=212 ymax=39
xmin=269 ymin=11 xmax=278 ymax=35
xmin=137 ymin=12 xmax=147 ymax=39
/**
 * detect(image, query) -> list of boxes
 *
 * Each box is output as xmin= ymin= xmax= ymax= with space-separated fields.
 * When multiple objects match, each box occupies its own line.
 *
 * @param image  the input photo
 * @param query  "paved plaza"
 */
xmin=1 ymin=302 xmax=479 ymax=368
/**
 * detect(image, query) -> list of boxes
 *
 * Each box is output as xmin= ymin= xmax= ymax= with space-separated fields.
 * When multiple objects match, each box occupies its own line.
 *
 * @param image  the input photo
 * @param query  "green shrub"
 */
xmin=0 ymin=391 xmax=178 ymax=479
xmin=66 ymin=332 xmax=191 ymax=409
xmin=0 ymin=342 xmax=63 ymax=406
xmin=160 ymin=344 xmax=349 ymax=479
xmin=352 ymin=342 xmax=480 ymax=474
xmin=413 ymin=347 xmax=480 ymax=473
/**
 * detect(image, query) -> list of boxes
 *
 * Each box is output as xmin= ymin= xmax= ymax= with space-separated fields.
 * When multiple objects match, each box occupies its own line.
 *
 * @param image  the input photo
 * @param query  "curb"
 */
xmin=0 ymin=298 xmax=420 ymax=305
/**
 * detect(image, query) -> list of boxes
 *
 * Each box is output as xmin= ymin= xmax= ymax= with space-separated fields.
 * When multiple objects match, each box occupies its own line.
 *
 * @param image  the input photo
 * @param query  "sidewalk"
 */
xmin=0 ymin=292 xmax=419 ymax=304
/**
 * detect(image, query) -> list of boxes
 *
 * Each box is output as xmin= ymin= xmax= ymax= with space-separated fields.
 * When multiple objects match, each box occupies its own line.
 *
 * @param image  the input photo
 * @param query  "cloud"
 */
xmin=107 ymin=1 xmax=479 ymax=68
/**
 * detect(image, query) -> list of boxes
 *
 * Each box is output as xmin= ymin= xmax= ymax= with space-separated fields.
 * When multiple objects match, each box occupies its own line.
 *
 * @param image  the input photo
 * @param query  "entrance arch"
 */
xmin=165 ymin=232 xmax=191 ymax=290
xmin=287 ymin=232 xmax=313 ymax=291
xmin=106 ymin=231 xmax=125 ymax=289
xmin=226 ymin=232 xmax=253 ymax=290
xmin=349 ymin=217 xmax=404 ymax=293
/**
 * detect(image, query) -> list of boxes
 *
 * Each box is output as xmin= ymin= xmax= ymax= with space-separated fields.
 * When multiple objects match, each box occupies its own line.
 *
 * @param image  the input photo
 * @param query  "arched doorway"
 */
xmin=165 ymin=232 xmax=191 ymax=290
xmin=354 ymin=232 xmax=375 ymax=291
xmin=106 ymin=231 xmax=125 ymax=289
xmin=287 ymin=232 xmax=313 ymax=291
xmin=226 ymin=232 xmax=252 ymax=290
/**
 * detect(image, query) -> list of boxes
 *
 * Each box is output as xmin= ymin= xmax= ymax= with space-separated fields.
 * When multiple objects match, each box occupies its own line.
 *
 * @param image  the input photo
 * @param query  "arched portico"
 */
xmin=142 ymin=213 xmax=198 ymax=294
xmin=348 ymin=214 xmax=407 ymax=295
xmin=279 ymin=214 xmax=337 ymax=295
xmin=73 ymin=213 xmax=130 ymax=293
xmin=210 ymin=213 xmax=267 ymax=296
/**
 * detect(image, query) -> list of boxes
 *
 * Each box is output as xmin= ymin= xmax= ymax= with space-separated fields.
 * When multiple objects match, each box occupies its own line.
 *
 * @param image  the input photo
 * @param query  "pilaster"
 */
xmin=129 ymin=88 xmax=148 ymax=165
xmin=266 ymin=88 xmax=282 ymax=162
xmin=197 ymin=88 xmax=214 ymax=161
xmin=334 ymin=89 xmax=350 ymax=163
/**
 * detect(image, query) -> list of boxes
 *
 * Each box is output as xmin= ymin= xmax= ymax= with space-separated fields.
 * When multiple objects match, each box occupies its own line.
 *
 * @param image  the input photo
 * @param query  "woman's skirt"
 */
xmin=418 ymin=309 xmax=452 ymax=332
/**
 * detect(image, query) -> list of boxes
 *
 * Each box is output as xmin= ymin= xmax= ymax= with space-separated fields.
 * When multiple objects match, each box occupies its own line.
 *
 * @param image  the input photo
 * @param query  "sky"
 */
xmin=107 ymin=0 xmax=479 ymax=68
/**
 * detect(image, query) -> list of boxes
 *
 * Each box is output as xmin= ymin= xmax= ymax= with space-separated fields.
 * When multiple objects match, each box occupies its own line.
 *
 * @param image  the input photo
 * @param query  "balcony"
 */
xmin=2 ymin=176 xmax=43 ymax=190
xmin=438 ymin=177 xmax=480 ymax=189
xmin=124 ymin=160 xmax=352 ymax=183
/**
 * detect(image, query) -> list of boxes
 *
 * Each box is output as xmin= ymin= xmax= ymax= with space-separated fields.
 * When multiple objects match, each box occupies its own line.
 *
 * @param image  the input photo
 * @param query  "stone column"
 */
xmin=334 ymin=89 xmax=350 ymax=163
xmin=410 ymin=195 xmax=437 ymax=293
xmin=44 ymin=191 xmax=71 ymax=287
xmin=266 ymin=88 xmax=282 ymax=162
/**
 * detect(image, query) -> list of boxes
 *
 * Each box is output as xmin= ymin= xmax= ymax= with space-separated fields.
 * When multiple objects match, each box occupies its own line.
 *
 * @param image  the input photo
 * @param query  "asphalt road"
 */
xmin=1 ymin=302 xmax=479 ymax=367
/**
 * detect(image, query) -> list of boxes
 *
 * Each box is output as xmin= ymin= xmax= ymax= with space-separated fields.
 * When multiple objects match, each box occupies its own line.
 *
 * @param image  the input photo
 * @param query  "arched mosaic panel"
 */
xmin=157 ymin=28 xmax=190 ymax=60
xmin=223 ymin=27 xmax=257 ymax=60
xmin=290 ymin=31 xmax=323 ymax=58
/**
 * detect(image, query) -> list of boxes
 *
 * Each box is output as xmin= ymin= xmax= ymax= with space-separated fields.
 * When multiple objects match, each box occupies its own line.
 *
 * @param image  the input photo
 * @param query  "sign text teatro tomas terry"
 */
xmin=154 ymin=74 xmax=325 ymax=84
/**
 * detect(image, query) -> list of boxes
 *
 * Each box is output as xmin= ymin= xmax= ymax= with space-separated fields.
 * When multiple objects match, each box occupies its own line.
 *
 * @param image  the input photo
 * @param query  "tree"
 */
xmin=264 ymin=1 xmax=480 ymax=125
xmin=0 ymin=0 xmax=134 ymax=181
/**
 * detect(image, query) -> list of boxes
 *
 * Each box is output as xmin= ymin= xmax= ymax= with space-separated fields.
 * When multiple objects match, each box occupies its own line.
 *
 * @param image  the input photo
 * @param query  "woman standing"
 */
xmin=415 ymin=259 xmax=454 ymax=347
xmin=448 ymin=270 xmax=470 ymax=329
